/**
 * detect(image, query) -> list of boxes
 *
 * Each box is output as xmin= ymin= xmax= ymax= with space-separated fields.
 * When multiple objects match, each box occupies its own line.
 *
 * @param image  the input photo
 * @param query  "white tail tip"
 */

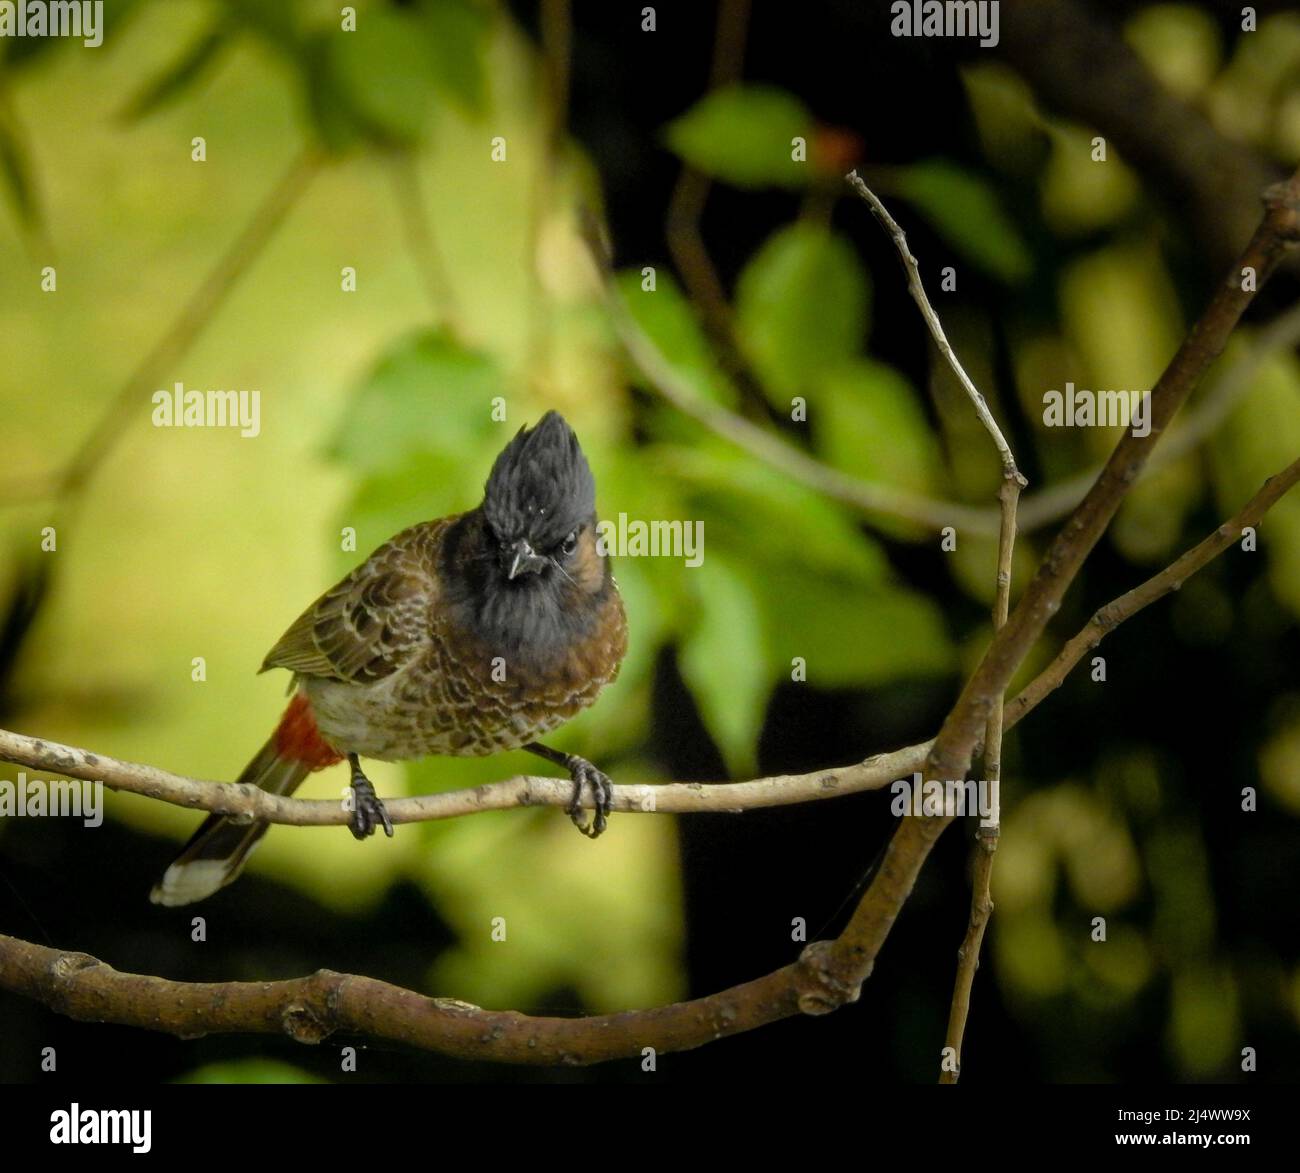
xmin=149 ymin=860 xmax=231 ymax=907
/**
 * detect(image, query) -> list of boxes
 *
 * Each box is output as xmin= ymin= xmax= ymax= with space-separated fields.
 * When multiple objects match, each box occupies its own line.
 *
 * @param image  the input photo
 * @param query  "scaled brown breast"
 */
xmin=262 ymin=516 xmax=627 ymax=761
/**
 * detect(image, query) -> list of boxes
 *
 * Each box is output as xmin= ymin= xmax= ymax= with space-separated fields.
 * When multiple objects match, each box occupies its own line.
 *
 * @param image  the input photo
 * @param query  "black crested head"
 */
xmin=482 ymin=411 xmax=596 ymax=551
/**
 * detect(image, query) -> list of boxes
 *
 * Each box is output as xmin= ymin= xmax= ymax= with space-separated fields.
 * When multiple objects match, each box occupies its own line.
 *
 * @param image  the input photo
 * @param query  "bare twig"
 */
xmin=0 ymin=726 xmax=922 ymax=824
xmin=928 ymin=169 xmax=1300 ymax=791
xmin=940 ymin=473 xmax=1021 ymax=1083
xmin=845 ymin=170 xmax=1022 ymax=483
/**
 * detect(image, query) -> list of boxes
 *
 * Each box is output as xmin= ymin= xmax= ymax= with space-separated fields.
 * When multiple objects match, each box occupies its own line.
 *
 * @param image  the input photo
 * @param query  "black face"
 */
xmin=446 ymin=412 xmax=609 ymax=667
xmin=480 ymin=411 xmax=597 ymax=589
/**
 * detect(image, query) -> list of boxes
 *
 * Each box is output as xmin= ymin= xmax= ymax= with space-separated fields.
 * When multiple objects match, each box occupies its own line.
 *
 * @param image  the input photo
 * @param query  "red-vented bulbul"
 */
xmin=151 ymin=411 xmax=628 ymax=906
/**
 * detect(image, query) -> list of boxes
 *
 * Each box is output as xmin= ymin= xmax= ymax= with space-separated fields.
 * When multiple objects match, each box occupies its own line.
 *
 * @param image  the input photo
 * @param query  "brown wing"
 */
xmin=261 ymin=523 xmax=444 ymax=684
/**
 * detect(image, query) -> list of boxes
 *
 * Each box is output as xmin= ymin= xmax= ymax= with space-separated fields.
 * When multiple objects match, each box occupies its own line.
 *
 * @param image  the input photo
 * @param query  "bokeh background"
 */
xmin=1 ymin=0 xmax=1298 ymax=1083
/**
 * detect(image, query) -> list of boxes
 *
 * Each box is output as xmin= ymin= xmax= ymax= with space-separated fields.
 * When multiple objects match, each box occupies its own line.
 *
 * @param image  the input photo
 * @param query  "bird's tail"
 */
xmin=149 ymin=692 xmax=342 ymax=907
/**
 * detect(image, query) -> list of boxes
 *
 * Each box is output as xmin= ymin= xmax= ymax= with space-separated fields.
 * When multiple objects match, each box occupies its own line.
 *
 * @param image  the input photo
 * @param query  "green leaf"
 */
xmin=301 ymin=30 xmax=367 ymax=155
xmin=119 ymin=24 xmax=232 ymax=122
xmin=759 ymin=569 xmax=955 ymax=688
xmin=893 ymin=159 xmax=1033 ymax=283
xmin=341 ymin=450 xmax=472 ymax=579
xmin=678 ymin=555 xmax=769 ymax=776
xmin=815 ymin=359 xmax=940 ymax=494
xmin=417 ymin=0 xmax=492 ymax=115
xmin=615 ymin=269 xmax=737 ymax=407
xmin=735 ymin=223 xmax=869 ymax=403
xmin=655 ymin=442 xmax=889 ymax=587
xmin=664 ymin=85 xmax=814 ymax=189
xmin=327 ymin=329 xmax=506 ymax=474
xmin=326 ymin=9 xmax=439 ymax=146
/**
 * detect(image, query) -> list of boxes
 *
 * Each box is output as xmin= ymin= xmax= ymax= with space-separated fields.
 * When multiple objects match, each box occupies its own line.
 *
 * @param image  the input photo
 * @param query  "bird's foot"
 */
xmin=563 ymin=754 xmax=612 ymax=839
xmin=348 ymin=756 xmax=393 ymax=841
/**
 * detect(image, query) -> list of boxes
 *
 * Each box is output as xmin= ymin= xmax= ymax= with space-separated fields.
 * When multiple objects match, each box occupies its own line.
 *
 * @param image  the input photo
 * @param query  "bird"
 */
xmin=151 ymin=411 xmax=628 ymax=906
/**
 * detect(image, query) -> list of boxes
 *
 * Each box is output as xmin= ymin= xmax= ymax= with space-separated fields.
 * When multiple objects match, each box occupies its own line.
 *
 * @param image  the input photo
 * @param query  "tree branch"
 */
xmin=928 ymin=168 xmax=1300 ymax=790
xmin=834 ymin=165 xmax=1300 ymax=1079
xmin=0 ymin=726 xmax=922 ymax=823
xmin=0 ymin=930 xmax=851 ymax=1065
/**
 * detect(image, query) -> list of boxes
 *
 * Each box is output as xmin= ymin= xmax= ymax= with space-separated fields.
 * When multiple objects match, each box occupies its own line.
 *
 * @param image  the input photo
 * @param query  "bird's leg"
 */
xmin=347 ymin=753 xmax=393 ymax=840
xmin=524 ymin=742 xmax=612 ymax=839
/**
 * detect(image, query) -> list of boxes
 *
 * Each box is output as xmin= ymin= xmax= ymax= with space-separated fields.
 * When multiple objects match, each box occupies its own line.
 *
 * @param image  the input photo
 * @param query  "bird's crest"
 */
xmin=482 ymin=412 xmax=596 ymax=547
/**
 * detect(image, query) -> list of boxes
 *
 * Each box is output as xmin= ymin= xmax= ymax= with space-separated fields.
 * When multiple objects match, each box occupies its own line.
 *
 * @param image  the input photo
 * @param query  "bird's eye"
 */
xmin=560 ymin=530 xmax=578 ymax=557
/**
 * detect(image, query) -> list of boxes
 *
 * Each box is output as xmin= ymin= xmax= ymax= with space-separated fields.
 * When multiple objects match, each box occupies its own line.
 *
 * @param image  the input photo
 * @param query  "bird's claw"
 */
xmin=564 ymin=755 xmax=612 ymax=839
xmin=349 ymin=772 xmax=394 ymax=841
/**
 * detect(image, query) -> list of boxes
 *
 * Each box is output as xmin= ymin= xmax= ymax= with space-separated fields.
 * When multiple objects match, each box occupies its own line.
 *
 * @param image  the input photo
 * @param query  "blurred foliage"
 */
xmin=176 ymin=1059 xmax=327 ymax=1084
xmin=664 ymin=84 xmax=814 ymax=189
xmin=734 ymin=222 xmax=871 ymax=402
xmin=889 ymin=159 xmax=1032 ymax=283
xmin=0 ymin=0 xmax=1298 ymax=1084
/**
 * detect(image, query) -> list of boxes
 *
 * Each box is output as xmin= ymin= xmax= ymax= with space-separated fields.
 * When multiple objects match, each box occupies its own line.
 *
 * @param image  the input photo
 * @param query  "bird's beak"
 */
xmin=505 ymin=540 xmax=547 ymax=580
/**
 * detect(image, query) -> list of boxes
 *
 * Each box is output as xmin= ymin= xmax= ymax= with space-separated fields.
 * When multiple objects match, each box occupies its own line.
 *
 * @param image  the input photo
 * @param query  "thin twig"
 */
xmin=1011 ymin=301 xmax=1300 ymax=531
xmin=845 ymin=170 xmax=1022 ymax=482
xmin=940 ymin=473 xmax=1021 ymax=1083
xmin=0 ymin=727 xmax=922 ymax=824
